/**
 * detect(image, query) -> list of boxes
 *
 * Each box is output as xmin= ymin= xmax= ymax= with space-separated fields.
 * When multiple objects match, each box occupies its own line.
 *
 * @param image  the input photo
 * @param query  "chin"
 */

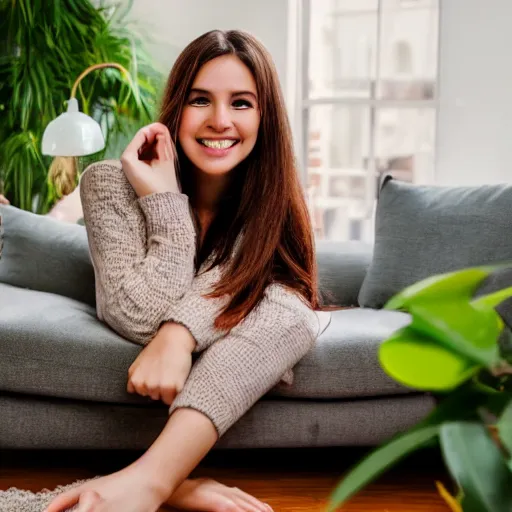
xmin=194 ymin=162 xmax=240 ymax=176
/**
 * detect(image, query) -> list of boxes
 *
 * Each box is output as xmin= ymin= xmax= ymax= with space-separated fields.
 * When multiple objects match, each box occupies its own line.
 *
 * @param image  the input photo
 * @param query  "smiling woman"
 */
xmin=45 ymin=29 xmax=330 ymax=512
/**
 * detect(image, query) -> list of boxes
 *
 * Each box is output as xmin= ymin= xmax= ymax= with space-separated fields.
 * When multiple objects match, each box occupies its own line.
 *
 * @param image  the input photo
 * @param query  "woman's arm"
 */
xmin=80 ymin=160 xmax=197 ymax=344
xmin=168 ymin=285 xmax=321 ymax=436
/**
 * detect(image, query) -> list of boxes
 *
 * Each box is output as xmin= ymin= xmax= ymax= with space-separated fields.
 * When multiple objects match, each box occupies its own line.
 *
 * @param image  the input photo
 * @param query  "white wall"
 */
xmin=436 ymin=0 xmax=512 ymax=185
xmin=128 ymin=0 xmax=290 ymax=93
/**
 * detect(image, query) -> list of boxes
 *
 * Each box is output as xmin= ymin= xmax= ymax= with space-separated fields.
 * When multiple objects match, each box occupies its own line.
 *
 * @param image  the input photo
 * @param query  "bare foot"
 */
xmin=70 ymin=490 xmax=104 ymax=511
xmin=165 ymin=478 xmax=273 ymax=512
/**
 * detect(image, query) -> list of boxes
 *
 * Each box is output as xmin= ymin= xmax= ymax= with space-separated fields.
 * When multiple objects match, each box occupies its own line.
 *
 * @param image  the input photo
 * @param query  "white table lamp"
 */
xmin=42 ymin=62 xmax=131 ymax=196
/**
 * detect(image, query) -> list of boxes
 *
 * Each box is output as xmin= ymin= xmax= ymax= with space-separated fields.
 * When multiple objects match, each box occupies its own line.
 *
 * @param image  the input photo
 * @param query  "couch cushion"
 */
xmin=273 ymin=307 xmax=412 ymax=399
xmin=359 ymin=177 xmax=512 ymax=310
xmin=0 ymin=283 xmax=412 ymax=403
xmin=0 ymin=283 xmax=151 ymax=406
xmin=0 ymin=205 xmax=95 ymax=306
xmin=0 ymin=393 xmax=434 ymax=449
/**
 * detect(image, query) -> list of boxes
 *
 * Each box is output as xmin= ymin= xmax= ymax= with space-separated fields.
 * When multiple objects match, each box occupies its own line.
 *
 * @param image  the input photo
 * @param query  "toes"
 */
xmin=230 ymin=487 xmax=272 ymax=512
xmin=216 ymin=500 xmax=241 ymax=512
xmin=44 ymin=487 xmax=83 ymax=512
xmin=78 ymin=490 xmax=103 ymax=511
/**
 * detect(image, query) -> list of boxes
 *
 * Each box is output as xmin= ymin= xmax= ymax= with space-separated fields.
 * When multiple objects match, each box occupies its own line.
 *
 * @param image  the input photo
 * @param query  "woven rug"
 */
xmin=0 ymin=478 xmax=97 ymax=512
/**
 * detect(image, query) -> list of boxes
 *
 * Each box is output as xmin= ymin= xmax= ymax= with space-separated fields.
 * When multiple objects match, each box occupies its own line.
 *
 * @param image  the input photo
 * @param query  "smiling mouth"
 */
xmin=197 ymin=139 xmax=240 ymax=149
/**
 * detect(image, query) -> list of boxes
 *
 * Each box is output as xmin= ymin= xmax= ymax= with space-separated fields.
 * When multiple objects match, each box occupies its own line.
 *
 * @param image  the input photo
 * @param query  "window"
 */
xmin=296 ymin=0 xmax=439 ymax=242
xmin=394 ymin=40 xmax=412 ymax=74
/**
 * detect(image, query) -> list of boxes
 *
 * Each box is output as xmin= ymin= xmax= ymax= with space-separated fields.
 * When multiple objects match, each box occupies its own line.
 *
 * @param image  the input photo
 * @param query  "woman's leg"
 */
xmin=133 ymin=408 xmax=218 ymax=496
xmin=142 ymin=409 xmax=272 ymax=511
xmin=45 ymin=409 xmax=271 ymax=512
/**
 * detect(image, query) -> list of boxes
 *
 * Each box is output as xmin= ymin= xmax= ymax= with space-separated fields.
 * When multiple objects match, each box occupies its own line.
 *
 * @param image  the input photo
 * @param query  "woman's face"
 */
xmin=178 ymin=55 xmax=261 ymax=177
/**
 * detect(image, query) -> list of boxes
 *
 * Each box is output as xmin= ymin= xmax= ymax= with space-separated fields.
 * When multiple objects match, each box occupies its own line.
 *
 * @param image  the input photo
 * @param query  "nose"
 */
xmin=207 ymin=103 xmax=232 ymax=132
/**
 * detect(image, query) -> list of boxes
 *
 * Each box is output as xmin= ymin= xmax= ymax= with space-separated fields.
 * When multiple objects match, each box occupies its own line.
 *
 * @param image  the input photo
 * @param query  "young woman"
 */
xmin=45 ymin=29 xmax=330 ymax=512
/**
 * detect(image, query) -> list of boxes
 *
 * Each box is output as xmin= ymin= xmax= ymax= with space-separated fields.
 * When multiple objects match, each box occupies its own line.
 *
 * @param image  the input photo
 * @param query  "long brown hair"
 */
xmin=160 ymin=30 xmax=320 ymax=331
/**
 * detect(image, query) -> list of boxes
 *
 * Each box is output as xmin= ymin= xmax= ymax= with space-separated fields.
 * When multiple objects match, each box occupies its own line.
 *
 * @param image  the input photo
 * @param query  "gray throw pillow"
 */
xmin=0 ymin=205 xmax=95 ymax=306
xmin=358 ymin=177 xmax=512 ymax=312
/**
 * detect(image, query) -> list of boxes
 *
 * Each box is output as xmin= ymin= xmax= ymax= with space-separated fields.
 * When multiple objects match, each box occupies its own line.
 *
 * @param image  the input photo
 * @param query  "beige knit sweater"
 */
xmin=80 ymin=160 xmax=325 ymax=436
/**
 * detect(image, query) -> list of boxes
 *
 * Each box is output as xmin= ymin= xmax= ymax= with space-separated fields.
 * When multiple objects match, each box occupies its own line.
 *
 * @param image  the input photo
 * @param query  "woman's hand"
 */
xmin=120 ymin=122 xmax=180 ymax=198
xmin=127 ymin=322 xmax=196 ymax=406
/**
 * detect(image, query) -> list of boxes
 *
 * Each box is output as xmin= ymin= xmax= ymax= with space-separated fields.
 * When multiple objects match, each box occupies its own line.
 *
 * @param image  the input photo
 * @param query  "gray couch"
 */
xmin=0 ymin=204 xmax=435 ymax=450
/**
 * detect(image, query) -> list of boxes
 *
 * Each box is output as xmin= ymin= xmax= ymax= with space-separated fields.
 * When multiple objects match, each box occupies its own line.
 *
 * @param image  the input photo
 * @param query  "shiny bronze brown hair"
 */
xmin=160 ymin=30 xmax=321 ymax=330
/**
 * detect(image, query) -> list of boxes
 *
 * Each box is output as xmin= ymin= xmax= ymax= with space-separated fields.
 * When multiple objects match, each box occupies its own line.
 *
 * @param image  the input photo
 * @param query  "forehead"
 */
xmin=192 ymin=55 xmax=257 ymax=95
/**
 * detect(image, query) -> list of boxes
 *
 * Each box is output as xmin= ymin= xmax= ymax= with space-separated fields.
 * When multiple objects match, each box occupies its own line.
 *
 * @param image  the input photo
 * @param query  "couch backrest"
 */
xmin=0 ymin=205 xmax=373 ymax=309
xmin=316 ymin=240 xmax=373 ymax=308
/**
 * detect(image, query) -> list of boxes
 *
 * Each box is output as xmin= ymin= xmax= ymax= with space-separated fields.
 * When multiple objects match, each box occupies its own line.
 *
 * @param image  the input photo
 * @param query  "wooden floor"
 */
xmin=0 ymin=447 xmax=451 ymax=511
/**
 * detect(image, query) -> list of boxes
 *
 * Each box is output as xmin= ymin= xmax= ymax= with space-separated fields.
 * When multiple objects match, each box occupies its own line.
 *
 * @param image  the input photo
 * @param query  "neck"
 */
xmin=191 ymin=168 xmax=231 ymax=214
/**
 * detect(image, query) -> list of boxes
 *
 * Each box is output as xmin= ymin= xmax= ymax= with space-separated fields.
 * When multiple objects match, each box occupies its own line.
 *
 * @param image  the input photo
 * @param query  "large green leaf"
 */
xmin=472 ymin=286 xmax=512 ymax=311
xmin=328 ymin=386 xmax=490 ymax=510
xmin=327 ymin=425 xmax=440 ymax=511
xmin=379 ymin=327 xmax=479 ymax=391
xmin=409 ymin=302 xmax=501 ymax=367
xmin=383 ymin=266 xmax=512 ymax=369
xmin=496 ymin=400 xmax=512 ymax=469
xmin=440 ymin=422 xmax=512 ymax=512
xmin=384 ymin=266 xmax=510 ymax=311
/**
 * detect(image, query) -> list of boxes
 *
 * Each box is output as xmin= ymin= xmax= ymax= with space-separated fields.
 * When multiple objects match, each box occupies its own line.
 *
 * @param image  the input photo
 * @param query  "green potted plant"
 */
xmin=328 ymin=265 xmax=512 ymax=512
xmin=0 ymin=0 xmax=163 ymax=213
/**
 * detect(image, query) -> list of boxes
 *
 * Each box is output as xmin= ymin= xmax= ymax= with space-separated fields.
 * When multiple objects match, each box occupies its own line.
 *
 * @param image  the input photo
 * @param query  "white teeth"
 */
xmin=200 ymin=139 xmax=237 ymax=149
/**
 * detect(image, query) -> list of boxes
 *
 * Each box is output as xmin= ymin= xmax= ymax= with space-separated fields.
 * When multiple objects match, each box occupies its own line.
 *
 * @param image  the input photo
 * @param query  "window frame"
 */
xmin=293 ymin=0 xmax=441 ymax=198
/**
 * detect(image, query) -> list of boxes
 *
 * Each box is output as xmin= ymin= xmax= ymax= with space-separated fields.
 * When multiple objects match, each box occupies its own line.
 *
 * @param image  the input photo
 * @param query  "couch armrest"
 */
xmin=316 ymin=240 xmax=373 ymax=307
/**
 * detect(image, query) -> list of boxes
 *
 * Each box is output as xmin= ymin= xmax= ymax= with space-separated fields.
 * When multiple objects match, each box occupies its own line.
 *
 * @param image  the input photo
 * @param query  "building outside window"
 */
xmin=297 ymin=0 xmax=439 ymax=242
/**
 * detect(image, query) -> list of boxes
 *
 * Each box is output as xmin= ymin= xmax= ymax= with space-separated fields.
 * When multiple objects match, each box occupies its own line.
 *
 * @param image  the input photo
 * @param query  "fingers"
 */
xmin=146 ymin=384 xmax=161 ymax=401
xmin=127 ymin=377 xmax=148 ymax=397
xmin=127 ymin=376 xmax=166 ymax=402
xmin=155 ymin=134 xmax=168 ymax=162
xmin=163 ymin=125 xmax=175 ymax=161
xmin=122 ymin=128 xmax=150 ymax=161
xmin=0 ymin=194 xmax=10 ymax=205
xmin=160 ymin=385 xmax=178 ymax=406
xmin=123 ymin=123 xmax=171 ymax=160
xmin=156 ymin=129 xmax=175 ymax=162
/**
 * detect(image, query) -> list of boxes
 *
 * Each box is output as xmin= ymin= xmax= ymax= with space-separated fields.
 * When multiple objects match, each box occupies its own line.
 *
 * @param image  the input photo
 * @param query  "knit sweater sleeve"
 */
xmin=79 ymin=160 xmax=197 ymax=343
xmin=168 ymin=285 xmax=321 ymax=436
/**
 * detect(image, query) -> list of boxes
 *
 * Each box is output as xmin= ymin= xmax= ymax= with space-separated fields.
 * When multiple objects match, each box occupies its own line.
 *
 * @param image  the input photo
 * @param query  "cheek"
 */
xmin=239 ymin=114 xmax=260 ymax=144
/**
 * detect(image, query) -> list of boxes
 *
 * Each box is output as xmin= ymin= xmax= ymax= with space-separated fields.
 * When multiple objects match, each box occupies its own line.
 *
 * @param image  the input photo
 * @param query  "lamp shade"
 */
xmin=42 ymin=98 xmax=105 ymax=157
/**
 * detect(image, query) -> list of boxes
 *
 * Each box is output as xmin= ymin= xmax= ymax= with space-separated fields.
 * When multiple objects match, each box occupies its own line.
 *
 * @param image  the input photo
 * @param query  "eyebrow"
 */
xmin=189 ymin=88 xmax=257 ymax=101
